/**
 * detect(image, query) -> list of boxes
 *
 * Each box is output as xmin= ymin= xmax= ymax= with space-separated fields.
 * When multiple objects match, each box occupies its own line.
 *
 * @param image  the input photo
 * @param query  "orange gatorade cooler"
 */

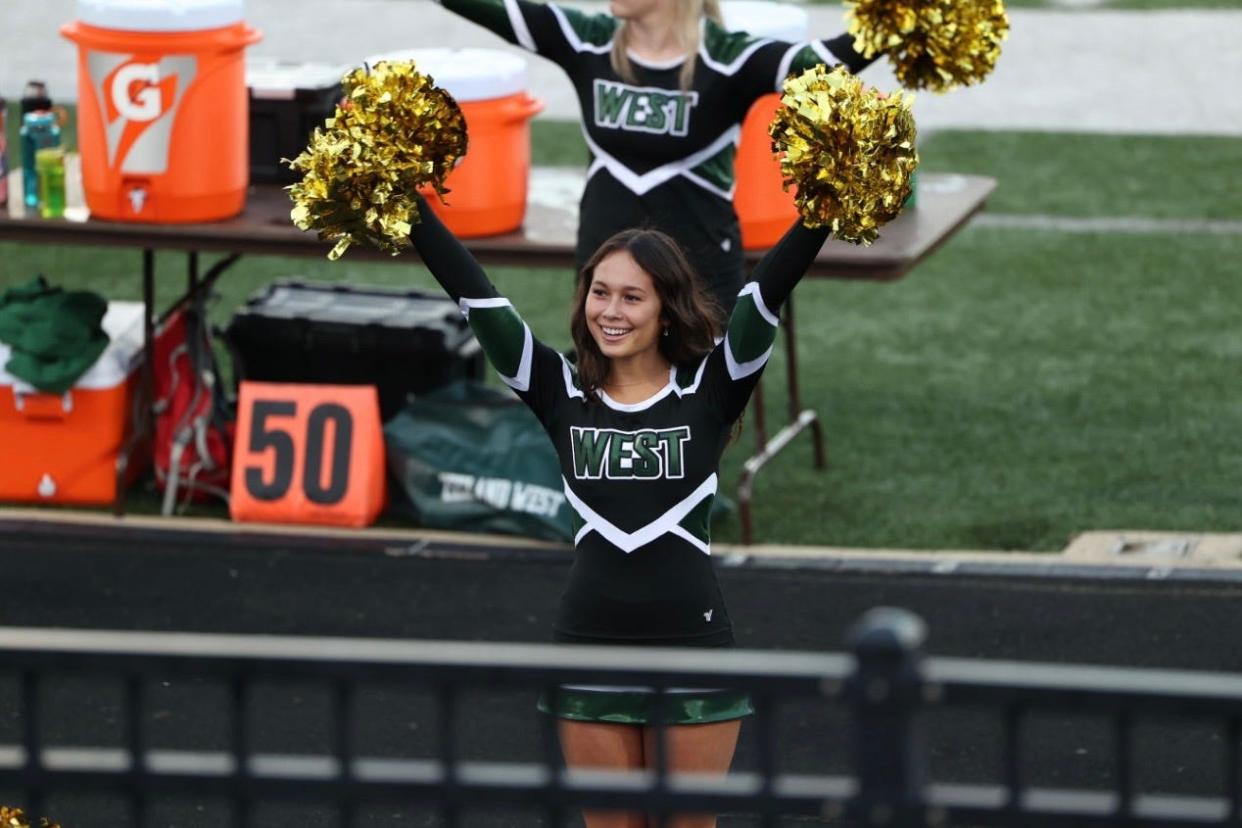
xmin=370 ymin=48 xmax=544 ymax=238
xmin=0 ymin=302 xmax=145 ymax=505
xmin=61 ymin=0 xmax=261 ymax=223
xmin=722 ymin=1 xmax=809 ymax=250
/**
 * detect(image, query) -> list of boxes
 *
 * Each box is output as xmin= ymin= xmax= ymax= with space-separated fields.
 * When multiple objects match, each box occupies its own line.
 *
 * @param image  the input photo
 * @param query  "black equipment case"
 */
xmin=247 ymin=59 xmax=344 ymax=185
xmin=225 ymin=280 xmax=485 ymax=421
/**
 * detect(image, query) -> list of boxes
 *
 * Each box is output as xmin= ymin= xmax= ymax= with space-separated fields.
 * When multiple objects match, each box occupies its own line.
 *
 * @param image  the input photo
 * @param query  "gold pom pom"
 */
xmin=0 ymin=807 xmax=28 ymax=828
xmin=845 ymin=0 xmax=1009 ymax=92
xmin=769 ymin=65 xmax=918 ymax=246
xmin=0 ymin=806 xmax=60 ymax=828
xmin=287 ymin=61 xmax=468 ymax=260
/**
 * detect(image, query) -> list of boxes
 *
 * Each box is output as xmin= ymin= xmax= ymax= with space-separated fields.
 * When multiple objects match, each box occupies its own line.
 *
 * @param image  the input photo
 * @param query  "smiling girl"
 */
xmin=408 ymin=193 xmax=831 ymax=828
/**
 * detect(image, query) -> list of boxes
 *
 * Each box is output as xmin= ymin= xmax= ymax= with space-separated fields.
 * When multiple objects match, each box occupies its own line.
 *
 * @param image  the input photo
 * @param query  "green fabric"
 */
xmin=550 ymin=4 xmax=617 ymax=47
xmin=688 ymin=144 xmax=737 ymax=193
xmin=441 ymin=0 xmax=520 ymax=42
xmin=537 ymin=687 xmax=753 ymax=725
xmin=727 ymin=294 xmax=777 ymax=364
xmin=677 ymin=496 xmax=714 ymax=548
xmin=467 ymin=304 xmax=528 ymax=380
xmin=383 ymin=380 xmax=573 ymax=542
xmin=0 ymin=276 xmax=108 ymax=393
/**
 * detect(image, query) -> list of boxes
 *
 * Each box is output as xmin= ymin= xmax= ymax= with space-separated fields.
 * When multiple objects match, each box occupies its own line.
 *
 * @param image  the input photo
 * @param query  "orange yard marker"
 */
xmin=230 ymin=382 xmax=385 ymax=528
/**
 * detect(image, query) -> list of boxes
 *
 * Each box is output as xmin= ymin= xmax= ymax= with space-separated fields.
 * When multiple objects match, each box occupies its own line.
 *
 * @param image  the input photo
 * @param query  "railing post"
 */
xmin=845 ymin=607 xmax=929 ymax=827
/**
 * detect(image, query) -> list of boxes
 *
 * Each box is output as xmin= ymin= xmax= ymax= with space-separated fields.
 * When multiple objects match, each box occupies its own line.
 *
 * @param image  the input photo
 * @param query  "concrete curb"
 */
xmin=3 ymin=507 xmax=1240 ymax=573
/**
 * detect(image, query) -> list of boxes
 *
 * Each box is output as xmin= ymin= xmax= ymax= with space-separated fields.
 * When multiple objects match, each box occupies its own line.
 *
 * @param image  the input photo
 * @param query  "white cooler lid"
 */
xmin=364 ymin=48 xmax=528 ymax=103
xmin=721 ymin=0 xmax=808 ymax=42
xmin=76 ymin=0 xmax=246 ymax=32
xmin=0 ymin=301 xmax=145 ymax=393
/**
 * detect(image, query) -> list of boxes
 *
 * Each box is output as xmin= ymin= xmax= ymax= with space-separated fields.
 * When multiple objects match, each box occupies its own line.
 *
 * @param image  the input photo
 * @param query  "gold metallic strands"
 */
xmin=769 ymin=65 xmax=918 ymax=245
xmin=287 ymin=61 xmax=468 ymax=260
xmin=0 ymin=807 xmax=61 ymax=828
xmin=844 ymin=0 xmax=1009 ymax=92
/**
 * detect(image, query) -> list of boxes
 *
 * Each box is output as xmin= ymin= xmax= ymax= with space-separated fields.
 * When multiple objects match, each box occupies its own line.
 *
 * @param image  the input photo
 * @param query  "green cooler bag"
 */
xmin=383 ymin=381 xmax=572 ymax=542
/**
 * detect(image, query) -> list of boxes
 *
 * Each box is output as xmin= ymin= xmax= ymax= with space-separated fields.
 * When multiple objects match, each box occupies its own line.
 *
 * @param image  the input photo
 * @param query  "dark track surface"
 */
xmin=2 ymin=519 xmax=1240 ymax=827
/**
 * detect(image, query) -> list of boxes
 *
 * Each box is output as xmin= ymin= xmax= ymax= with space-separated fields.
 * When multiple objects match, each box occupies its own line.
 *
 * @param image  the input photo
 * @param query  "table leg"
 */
xmin=113 ymin=248 xmax=157 ymax=517
xmin=751 ymin=376 xmax=769 ymax=451
xmin=783 ymin=294 xmax=827 ymax=469
xmin=112 ymin=250 xmax=243 ymax=515
xmin=143 ymin=250 xmax=156 ymax=415
xmin=735 ymin=293 xmax=827 ymax=545
xmin=157 ymin=252 xmax=242 ymax=517
xmin=160 ymin=252 xmax=240 ymax=324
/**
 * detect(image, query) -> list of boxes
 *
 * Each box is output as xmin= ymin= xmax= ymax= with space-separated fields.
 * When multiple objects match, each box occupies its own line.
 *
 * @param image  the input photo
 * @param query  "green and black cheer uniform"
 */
xmin=409 ymin=199 xmax=829 ymax=723
xmin=434 ymin=0 xmax=870 ymax=311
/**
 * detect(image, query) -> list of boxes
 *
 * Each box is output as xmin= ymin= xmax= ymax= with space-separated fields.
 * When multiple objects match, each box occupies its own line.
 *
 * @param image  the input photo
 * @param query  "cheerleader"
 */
xmin=427 ymin=0 xmax=873 ymax=311
xmin=408 ymin=190 xmax=831 ymax=827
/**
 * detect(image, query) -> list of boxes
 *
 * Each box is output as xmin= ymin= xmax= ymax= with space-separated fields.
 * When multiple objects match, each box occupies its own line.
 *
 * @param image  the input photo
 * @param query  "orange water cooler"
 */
xmin=370 ymin=48 xmax=544 ymax=238
xmin=722 ymin=1 xmax=809 ymax=250
xmin=0 ymin=302 xmax=145 ymax=505
xmin=61 ymin=0 xmax=261 ymax=223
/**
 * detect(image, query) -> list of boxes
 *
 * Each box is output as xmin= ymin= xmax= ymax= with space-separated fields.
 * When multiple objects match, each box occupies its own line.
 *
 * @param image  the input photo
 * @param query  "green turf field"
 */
xmin=2 ymin=122 xmax=1239 ymax=550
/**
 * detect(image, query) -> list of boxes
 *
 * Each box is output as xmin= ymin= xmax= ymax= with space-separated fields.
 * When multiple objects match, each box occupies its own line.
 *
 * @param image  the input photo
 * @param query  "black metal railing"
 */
xmin=2 ymin=608 xmax=1242 ymax=826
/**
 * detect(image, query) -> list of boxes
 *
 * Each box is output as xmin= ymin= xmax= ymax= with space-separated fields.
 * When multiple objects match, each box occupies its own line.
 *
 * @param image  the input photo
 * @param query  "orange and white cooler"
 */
xmin=369 ymin=48 xmax=544 ymax=238
xmin=722 ymin=1 xmax=809 ymax=250
xmin=61 ymin=0 xmax=262 ymax=223
xmin=0 ymin=302 xmax=145 ymax=505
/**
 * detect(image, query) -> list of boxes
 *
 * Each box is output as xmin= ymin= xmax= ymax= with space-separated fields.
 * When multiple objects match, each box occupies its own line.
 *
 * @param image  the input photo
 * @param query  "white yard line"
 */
xmin=973 ymin=214 xmax=1242 ymax=235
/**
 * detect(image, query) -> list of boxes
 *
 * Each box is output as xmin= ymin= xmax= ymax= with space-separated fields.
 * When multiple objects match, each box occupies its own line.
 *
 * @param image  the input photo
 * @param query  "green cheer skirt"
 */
xmin=537 ymin=685 xmax=753 ymax=725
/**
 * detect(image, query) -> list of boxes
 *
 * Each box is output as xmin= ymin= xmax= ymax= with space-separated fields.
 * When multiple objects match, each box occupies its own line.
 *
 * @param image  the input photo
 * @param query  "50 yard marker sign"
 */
xmin=230 ymin=382 xmax=386 ymax=528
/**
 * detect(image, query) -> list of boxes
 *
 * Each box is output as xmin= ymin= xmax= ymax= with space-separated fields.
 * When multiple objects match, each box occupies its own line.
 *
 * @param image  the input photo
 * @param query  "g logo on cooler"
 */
xmin=86 ymin=51 xmax=196 ymax=173
xmin=110 ymin=62 xmax=163 ymax=122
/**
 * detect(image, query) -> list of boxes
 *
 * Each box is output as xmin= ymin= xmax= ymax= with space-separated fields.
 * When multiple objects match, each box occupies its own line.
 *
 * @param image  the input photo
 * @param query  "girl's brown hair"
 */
xmin=570 ymin=228 xmax=724 ymax=400
xmin=610 ymin=0 xmax=724 ymax=90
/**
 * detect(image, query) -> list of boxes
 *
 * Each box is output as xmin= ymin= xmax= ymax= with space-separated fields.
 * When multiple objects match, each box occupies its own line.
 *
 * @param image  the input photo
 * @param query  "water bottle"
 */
xmin=36 ymin=147 xmax=66 ymax=219
xmin=19 ymin=80 xmax=57 ymax=211
xmin=20 ymin=111 xmax=60 ymax=212
xmin=0 ymin=96 xmax=8 ymax=209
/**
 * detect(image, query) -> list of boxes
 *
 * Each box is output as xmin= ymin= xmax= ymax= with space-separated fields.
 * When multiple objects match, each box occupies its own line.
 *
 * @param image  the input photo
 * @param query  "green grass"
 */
xmin=4 ymin=227 xmax=1239 ymax=549
xmin=918 ymin=131 xmax=1242 ymax=219
xmin=724 ymin=228 xmax=1242 ymax=549
xmin=3 ymin=126 xmax=1241 ymax=549
xmin=531 ymin=119 xmax=591 ymax=168
xmin=533 ymin=121 xmax=1242 ymax=221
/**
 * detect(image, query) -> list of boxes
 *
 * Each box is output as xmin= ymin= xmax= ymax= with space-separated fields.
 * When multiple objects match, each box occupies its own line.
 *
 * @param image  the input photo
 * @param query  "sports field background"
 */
xmin=3 ymin=0 xmax=1241 ymax=551
xmin=4 ymin=114 xmax=1238 ymax=551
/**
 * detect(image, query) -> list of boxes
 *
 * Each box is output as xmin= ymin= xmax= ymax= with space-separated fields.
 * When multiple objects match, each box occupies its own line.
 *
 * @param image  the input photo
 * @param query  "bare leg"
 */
xmin=643 ymin=720 xmax=743 ymax=828
xmin=560 ymin=720 xmax=648 ymax=828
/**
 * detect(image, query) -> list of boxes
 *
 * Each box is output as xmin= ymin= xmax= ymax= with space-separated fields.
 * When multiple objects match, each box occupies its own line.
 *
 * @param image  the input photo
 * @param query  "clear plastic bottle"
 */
xmin=21 ymin=110 xmax=60 ymax=212
xmin=36 ymin=146 xmax=65 ymax=219
xmin=0 ymin=96 xmax=9 ymax=209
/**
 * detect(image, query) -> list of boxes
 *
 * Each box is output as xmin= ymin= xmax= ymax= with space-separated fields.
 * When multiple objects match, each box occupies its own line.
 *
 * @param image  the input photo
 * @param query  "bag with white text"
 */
xmin=383 ymin=381 xmax=571 ymax=543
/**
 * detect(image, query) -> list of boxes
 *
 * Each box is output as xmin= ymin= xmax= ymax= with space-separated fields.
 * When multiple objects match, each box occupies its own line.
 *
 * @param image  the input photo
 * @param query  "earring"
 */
xmin=662 ymin=327 xmax=670 ymax=337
